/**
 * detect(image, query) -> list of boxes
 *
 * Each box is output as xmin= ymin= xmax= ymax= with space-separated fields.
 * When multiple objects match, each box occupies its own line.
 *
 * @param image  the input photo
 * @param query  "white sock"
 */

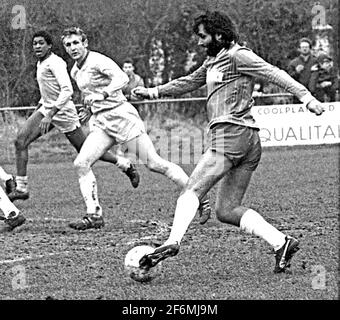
xmin=165 ymin=191 xmax=200 ymax=246
xmin=16 ymin=176 xmax=28 ymax=192
xmin=0 ymin=187 xmax=20 ymax=218
xmin=115 ymin=155 xmax=131 ymax=171
xmin=164 ymin=163 xmax=189 ymax=188
xmin=0 ymin=167 xmax=12 ymax=183
xmin=78 ymin=170 xmax=102 ymax=215
xmin=240 ymin=209 xmax=286 ymax=251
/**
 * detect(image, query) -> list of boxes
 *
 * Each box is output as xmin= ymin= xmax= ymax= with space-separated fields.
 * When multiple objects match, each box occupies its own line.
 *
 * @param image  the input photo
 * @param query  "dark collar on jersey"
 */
xmin=76 ymin=50 xmax=90 ymax=69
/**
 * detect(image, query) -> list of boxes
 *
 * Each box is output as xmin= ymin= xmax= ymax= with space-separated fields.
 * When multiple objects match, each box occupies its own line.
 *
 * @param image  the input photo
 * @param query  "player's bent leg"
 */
xmin=65 ymin=127 xmax=139 ymax=188
xmin=127 ymin=133 xmax=210 ymax=218
xmin=73 ymin=129 xmax=113 ymax=184
xmin=73 ymin=128 xmax=115 ymax=174
xmin=14 ymin=111 xmax=47 ymax=175
xmin=165 ymin=149 xmax=233 ymax=242
xmin=215 ymin=167 xmax=299 ymax=273
xmin=140 ymin=149 xmax=233 ymax=270
xmin=126 ymin=133 xmax=188 ymax=188
xmin=64 ymin=126 xmax=87 ymax=153
xmin=9 ymin=111 xmax=47 ymax=202
xmin=98 ymin=148 xmax=139 ymax=188
xmin=214 ymin=167 xmax=253 ymax=225
xmin=66 ymin=126 xmax=117 ymax=163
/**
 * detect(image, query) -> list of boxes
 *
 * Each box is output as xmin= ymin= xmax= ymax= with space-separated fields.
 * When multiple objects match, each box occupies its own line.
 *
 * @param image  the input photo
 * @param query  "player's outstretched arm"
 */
xmin=133 ymin=63 xmax=207 ymax=100
xmin=235 ymin=48 xmax=326 ymax=117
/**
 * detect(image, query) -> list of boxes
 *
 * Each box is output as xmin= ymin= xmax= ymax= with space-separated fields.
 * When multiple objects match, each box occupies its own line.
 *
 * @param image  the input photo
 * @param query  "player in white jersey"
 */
xmin=8 ymin=31 xmax=140 ymax=207
xmin=0 ymin=166 xmax=25 ymax=233
xmin=61 ymin=27 xmax=211 ymax=230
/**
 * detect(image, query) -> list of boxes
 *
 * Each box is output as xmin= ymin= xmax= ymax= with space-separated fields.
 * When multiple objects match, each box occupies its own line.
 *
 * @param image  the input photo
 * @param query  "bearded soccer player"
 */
xmin=134 ymin=11 xmax=325 ymax=274
xmin=8 ymin=31 xmax=140 ymax=209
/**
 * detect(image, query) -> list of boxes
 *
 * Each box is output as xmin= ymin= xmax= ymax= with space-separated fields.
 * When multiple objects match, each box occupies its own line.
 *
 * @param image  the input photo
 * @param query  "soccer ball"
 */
xmin=124 ymin=245 xmax=161 ymax=283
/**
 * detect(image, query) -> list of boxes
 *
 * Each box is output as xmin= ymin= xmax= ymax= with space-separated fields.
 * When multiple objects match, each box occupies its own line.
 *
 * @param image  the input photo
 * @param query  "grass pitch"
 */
xmin=0 ymin=144 xmax=338 ymax=300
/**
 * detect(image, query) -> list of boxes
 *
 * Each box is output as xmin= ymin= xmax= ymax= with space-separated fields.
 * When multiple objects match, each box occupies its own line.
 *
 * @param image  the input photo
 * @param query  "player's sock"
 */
xmin=115 ymin=155 xmax=131 ymax=172
xmin=78 ymin=170 xmax=102 ymax=216
xmin=16 ymin=176 xmax=28 ymax=192
xmin=164 ymin=163 xmax=189 ymax=188
xmin=165 ymin=191 xmax=200 ymax=246
xmin=0 ymin=167 xmax=12 ymax=183
xmin=0 ymin=187 xmax=20 ymax=218
xmin=240 ymin=209 xmax=286 ymax=251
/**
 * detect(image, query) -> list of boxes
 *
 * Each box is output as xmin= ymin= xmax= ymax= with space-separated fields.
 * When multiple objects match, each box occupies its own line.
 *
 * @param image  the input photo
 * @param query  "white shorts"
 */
xmin=38 ymin=105 xmax=80 ymax=133
xmin=90 ymin=102 xmax=145 ymax=144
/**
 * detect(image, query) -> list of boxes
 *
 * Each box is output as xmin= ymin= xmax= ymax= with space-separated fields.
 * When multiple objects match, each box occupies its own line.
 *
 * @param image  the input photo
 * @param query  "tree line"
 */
xmin=0 ymin=0 xmax=338 ymax=108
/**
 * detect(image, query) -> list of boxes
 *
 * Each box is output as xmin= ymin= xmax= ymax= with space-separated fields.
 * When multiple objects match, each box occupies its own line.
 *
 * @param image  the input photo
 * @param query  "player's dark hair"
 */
xmin=32 ymin=30 xmax=53 ymax=46
xmin=193 ymin=11 xmax=239 ymax=49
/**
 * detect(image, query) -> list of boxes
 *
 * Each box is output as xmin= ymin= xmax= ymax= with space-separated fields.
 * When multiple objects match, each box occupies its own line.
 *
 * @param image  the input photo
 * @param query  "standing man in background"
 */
xmin=309 ymin=52 xmax=338 ymax=102
xmin=122 ymin=58 xmax=145 ymax=102
xmin=122 ymin=58 xmax=146 ymax=119
xmin=288 ymin=38 xmax=318 ymax=102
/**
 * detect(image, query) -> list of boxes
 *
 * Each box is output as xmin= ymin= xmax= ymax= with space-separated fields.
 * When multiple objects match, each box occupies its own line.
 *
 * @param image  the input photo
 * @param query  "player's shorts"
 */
xmin=38 ymin=105 xmax=80 ymax=133
xmin=90 ymin=102 xmax=146 ymax=144
xmin=209 ymin=122 xmax=262 ymax=171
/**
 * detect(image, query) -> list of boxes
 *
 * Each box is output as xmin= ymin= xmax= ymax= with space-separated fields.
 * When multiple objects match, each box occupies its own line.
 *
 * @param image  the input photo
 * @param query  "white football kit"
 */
xmin=71 ymin=51 xmax=145 ymax=143
xmin=37 ymin=53 xmax=80 ymax=133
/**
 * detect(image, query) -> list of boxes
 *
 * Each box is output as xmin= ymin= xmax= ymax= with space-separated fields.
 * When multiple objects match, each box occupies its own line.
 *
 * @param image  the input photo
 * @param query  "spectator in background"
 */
xmin=122 ymin=58 xmax=146 ymax=119
xmin=288 ymin=38 xmax=318 ymax=103
xmin=122 ymin=58 xmax=145 ymax=101
xmin=288 ymin=38 xmax=318 ymax=87
xmin=309 ymin=52 xmax=338 ymax=102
